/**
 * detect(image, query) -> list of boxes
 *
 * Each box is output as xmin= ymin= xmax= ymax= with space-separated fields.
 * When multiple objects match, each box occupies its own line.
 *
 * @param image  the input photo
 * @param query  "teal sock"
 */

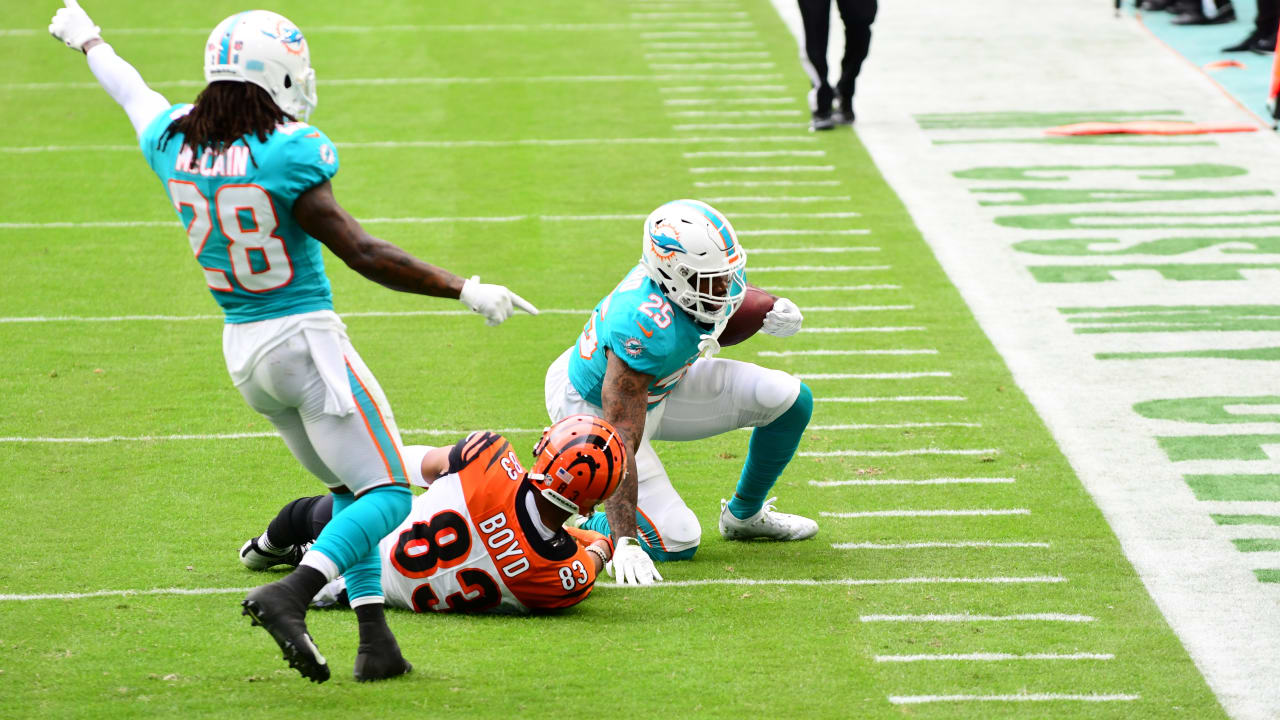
xmin=310 ymin=485 xmax=412 ymax=600
xmin=727 ymin=382 xmax=813 ymax=520
xmin=581 ymin=513 xmax=697 ymax=562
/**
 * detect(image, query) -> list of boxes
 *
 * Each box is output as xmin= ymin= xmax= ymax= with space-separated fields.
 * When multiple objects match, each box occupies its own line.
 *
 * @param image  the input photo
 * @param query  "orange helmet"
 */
xmin=528 ymin=415 xmax=628 ymax=515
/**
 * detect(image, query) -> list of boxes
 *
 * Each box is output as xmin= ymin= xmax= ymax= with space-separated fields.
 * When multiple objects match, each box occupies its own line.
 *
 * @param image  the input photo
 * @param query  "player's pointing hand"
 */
xmin=49 ymin=0 xmax=101 ymax=52
xmin=460 ymin=275 xmax=539 ymax=326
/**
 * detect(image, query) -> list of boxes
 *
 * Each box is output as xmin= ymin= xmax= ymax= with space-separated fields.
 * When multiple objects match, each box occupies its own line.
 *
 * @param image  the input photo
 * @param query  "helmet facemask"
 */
xmin=641 ymin=199 xmax=748 ymax=326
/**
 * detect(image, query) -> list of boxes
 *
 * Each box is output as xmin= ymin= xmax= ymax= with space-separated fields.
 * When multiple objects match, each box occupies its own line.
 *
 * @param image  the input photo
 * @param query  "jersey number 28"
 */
xmin=168 ymin=180 xmax=294 ymax=293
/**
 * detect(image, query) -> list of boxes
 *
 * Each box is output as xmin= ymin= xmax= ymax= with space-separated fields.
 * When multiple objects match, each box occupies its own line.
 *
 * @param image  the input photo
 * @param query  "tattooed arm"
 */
xmin=294 ymin=180 xmax=466 ymax=297
xmin=600 ymin=347 xmax=656 ymax=542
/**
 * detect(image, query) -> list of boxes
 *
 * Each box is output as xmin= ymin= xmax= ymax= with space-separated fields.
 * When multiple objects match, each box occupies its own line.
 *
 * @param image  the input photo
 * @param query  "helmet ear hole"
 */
xmin=284 ymin=75 xmax=292 ymax=88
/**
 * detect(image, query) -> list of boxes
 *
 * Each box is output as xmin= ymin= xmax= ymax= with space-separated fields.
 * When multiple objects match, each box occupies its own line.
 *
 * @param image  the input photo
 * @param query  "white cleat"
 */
xmin=238 ymin=536 xmax=304 ymax=571
xmin=719 ymin=497 xmax=818 ymax=541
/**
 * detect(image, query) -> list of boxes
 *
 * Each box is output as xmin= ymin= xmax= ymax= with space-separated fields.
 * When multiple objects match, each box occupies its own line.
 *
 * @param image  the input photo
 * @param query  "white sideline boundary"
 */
xmin=0 ymin=576 xmax=1066 ymax=602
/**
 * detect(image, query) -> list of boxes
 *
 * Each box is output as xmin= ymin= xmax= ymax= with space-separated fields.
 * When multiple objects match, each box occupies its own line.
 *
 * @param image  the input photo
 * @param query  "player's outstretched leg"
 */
xmin=719 ymin=383 xmax=818 ymax=541
xmin=239 ymin=495 xmax=330 ymax=570
xmin=241 ymin=565 xmax=332 ymax=683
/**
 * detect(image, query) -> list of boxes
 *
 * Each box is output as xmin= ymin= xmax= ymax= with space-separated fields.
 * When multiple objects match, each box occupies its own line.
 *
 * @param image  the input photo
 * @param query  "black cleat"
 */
xmin=242 ymin=582 xmax=330 ymax=683
xmin=353 ymin=642 xmax=413 ymax=682
xmin=810 ymin=109 xmax=836 ymax=132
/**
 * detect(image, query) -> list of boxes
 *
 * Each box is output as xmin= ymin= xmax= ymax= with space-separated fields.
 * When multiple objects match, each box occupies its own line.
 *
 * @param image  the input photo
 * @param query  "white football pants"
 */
xmin=544 ymin=347 xmax=801 ymax=554
xmin=233 ymin=327 xmax=409 ymax=496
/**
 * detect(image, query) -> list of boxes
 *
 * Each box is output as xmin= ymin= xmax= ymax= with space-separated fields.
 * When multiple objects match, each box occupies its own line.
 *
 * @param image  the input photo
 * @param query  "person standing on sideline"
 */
xmin=1222 ymin=0 xmax=1278 ymax=52
xmin=47 ymin=1 xmax=536 ymax=684
xmin=796 ymin=0 xmax=877 ymax=130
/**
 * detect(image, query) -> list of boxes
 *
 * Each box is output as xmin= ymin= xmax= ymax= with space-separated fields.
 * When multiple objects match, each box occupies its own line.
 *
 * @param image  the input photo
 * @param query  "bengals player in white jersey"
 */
xmin=240 ymin=415 xmax=626 ymax=613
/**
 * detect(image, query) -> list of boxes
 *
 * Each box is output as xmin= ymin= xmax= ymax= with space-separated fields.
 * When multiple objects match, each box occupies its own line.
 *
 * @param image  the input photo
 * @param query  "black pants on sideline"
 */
xmin=797 ymin=0 xmax=877 ymax=112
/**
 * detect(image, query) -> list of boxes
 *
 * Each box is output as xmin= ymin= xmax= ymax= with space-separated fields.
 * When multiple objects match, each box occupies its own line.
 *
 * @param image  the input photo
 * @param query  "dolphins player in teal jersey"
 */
xmin=49 ymin=2 xmax=537 ymax=683
xmin=544 ymin=199 xmax=816 ymax=586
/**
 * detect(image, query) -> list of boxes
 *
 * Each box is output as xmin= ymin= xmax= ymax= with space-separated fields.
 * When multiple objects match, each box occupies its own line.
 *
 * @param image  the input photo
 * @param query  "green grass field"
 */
xmin=0 ymin=0 xmax=1229 ymax=717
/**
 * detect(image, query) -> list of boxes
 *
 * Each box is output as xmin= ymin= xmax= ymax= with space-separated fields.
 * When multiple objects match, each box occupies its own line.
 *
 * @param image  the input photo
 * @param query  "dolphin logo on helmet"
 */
xmin=204 ymin=10 xmax=317 ymax=120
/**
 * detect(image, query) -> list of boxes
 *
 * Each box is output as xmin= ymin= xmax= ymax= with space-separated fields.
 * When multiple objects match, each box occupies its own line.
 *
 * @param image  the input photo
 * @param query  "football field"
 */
xmin=0 ymin=0 xmax=1241 ymax=717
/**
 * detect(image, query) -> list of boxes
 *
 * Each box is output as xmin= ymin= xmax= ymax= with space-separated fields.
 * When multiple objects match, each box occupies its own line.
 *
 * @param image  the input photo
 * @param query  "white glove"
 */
xmin=606 ymin=536 xmax=663 ymax=585
xmin=49 ymin=0 xmax=101 ymax=52
xmin=762 ymin=297 xmax=803 ymax=337
xmin=459 ymin=275 xmax=538 ymax=326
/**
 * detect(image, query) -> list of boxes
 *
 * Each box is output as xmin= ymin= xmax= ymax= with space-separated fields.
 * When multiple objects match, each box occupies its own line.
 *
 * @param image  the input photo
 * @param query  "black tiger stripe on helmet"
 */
xmin=527 ymin=415 xmax=628 ymax=515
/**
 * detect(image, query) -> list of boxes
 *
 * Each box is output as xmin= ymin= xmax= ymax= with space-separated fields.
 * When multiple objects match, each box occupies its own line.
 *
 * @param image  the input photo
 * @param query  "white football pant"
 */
xmin=544 ymin=347 xmax=801 ymax=554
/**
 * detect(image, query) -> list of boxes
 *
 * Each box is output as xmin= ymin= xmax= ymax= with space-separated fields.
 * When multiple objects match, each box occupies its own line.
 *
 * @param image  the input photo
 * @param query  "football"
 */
xmin=719 ymin=286 xmax=777 ymax=347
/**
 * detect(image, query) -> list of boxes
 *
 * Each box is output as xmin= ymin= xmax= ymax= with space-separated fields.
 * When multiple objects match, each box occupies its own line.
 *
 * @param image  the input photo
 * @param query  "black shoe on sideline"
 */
xmin=836 ymin=97 xmax=855 ymax=125
xmin=1172 ymin=3 xmax=1235 ymax=24
xmin=810 ymin=109 xmax=836 ymax=131
xmin=242 ymin=582 xmax=330 ymax=683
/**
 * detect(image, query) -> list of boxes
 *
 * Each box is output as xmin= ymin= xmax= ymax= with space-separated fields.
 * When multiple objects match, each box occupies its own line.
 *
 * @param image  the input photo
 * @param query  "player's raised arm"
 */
xmin=599 ymin=349 xmax=663 ymax=585
xmin=292 ymin=181 xmax=538 ymax=326
xmin=49 ymin=1 xmax=171 ymax=138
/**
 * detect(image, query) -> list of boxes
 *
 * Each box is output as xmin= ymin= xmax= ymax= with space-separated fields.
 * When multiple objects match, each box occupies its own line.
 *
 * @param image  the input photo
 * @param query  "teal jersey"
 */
xmin=568 ymin=265 xmax=707 ymax=409
xmin=139 ymin=104 xmax=339 ymax=324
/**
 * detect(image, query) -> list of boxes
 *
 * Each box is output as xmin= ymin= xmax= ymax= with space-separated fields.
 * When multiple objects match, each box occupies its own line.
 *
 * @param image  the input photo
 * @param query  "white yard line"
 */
xmin=689 ymin=166 xmax=834 ymax=173
xmin=0 ymin=576 xmax=1066 ymax=601
xmin=736 ymin=247 xmax=877 ymax=254
xmin=759 ymin=349 xmax=933 ymax=356
xmin=2 ymin=135 xmax=813 ymax=154
xmin=645 ymin=53 xmax=769 ymax=60
xmin=808 ymin=420 xmax=977 ymax=425
xmin=0 ymin=309 xmax=592 ymax=324
xmin=0 ymin=427 xmax=546 ymax=444
xmin=659 ymin=85 xmax=787 ymax=92
xmin=695 ymin=180 xmax=841 ymax=187
xmin=0 ymin=22 xmax=753 ymax=37
xmin=876 ymin=653 xmax=1114 ymax=663
xmin=811 ymin=478 xmax=1014 ymax=487
xmin=835 ymin=541 xmax=1050 ymax=549
xmin=5 ymin=211 xmax=877 ymax=231
xmin=702 ymin=196 xmax=852 ymax=203
xmin=675 ymin=123 xmax=802 ymax=130
xmin=888 ymin=694 xmax=1139 ymax=705
xmin=668 ymin=110 xmax=804 ymax=117
xmin=862 ymin=613 xmax=1094 ymax=622
xmin=682 ymin=148 xmax=822 ymax=154
xmin=801 ymin=326 xmax=924 ymax=333
xmin=804 ymin=448 xmax=998 ymax=457
xmin=7 ymin=74 xmax=779 ymax=92
xmin=738 ymin=229 xmax=869 ymax=235
xmin=751 ymin=266 xmax=891 ymax=273
xmin=796 ymin=372 xmax=949 ymax=379
xmin=822 ymin=509 xmax=1029 ymax=518
xmin=648 ymin=63 xmax=777 ymax=71
xmin=760 ymin=285 xmax=899 ymax=292
xmin=815 ymin=395 xmax=965 ymax=403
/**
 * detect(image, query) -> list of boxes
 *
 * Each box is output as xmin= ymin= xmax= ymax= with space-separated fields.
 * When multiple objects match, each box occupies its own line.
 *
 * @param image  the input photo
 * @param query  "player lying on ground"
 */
xmin=545 ymin=199 xmax=817 ymax=586
xmin=241 ymin=415 xmax=626 ymax=613
xmin=49 ymin=2 xmax=536 ymax=683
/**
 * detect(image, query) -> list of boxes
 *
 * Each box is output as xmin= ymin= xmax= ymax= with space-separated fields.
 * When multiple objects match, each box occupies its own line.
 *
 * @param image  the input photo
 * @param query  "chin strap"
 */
xmin=697 ymin=317 xmax=728 ymax=358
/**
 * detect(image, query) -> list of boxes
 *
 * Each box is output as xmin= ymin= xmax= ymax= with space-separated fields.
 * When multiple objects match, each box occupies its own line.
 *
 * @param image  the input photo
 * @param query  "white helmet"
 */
xmin=640 ymin=199 xmax=747 ymax=325
xmin=203 ymin=10 xmax=317 ymax=120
